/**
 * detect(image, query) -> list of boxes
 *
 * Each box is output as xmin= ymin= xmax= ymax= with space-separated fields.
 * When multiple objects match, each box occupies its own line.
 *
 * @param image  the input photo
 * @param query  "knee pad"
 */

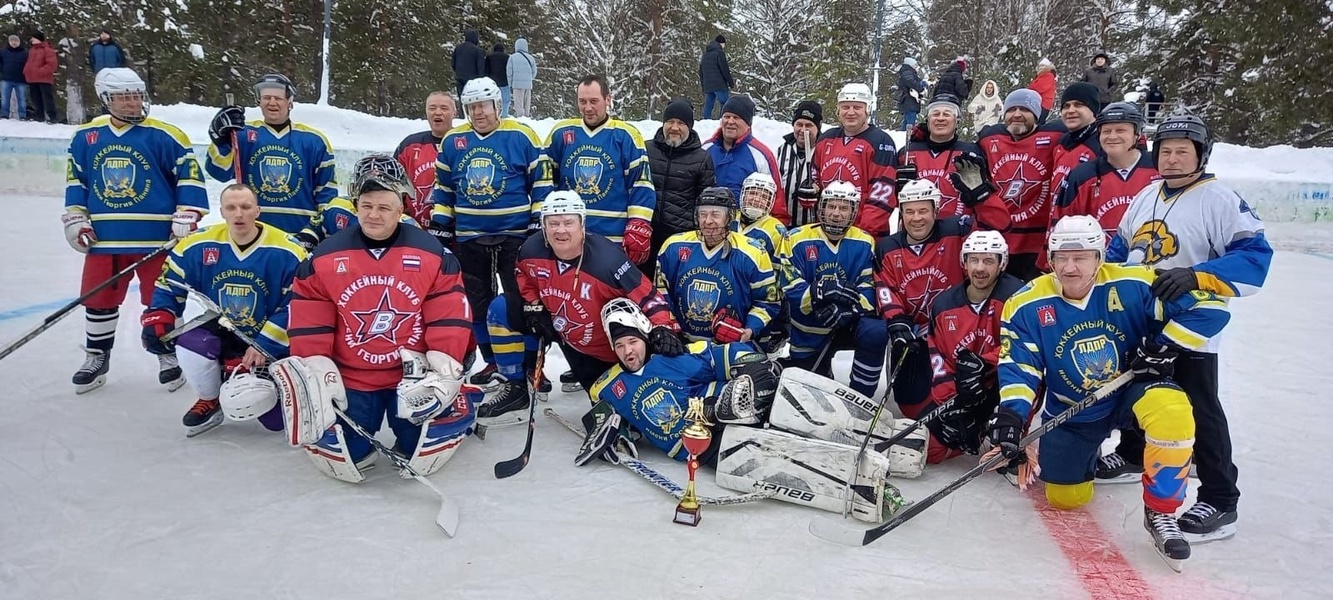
xmin=1045 ymin=481 xmax=1094 ymax=510
xmin=1133 ymin=383 xmax=1195 ymax=441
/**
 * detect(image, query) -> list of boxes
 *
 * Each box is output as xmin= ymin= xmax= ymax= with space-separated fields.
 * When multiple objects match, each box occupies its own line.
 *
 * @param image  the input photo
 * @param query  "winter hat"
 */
xmin=1003 ymin=89 xmax=1042 ymax=117
xmin=662 ymin=98 xmax=695 ymax=128
xmin=903 ymin=57 xmax=918 ymax=68
xmin=492 ymin=43 xmax=504 ymax=52
xmin=722 ymin=95 xmax=755 ymax=126
xmin=1038 ymin=57 xmax=1053 ymax=69
xmin=31 ymin=31 xmax=46 ymax=43
xmin=924 ymin=93 xmax=962 ymax=117
xmin=715 ymin=34 xmax=727 ymax=44
xmin=954 ymin=57 xmax=969 ymax=71
xmin=608 ymin=322 xmax=648 ymax=344
xmin=1060 ymin=82 xmax=1103 ymax=114
xmin=792 ymin=100 xmax=823 ymax=128
xmin=100 ymin=27 xmax=112 ymax=35
xmin=7 ymin=35 xmax=17 ymax=45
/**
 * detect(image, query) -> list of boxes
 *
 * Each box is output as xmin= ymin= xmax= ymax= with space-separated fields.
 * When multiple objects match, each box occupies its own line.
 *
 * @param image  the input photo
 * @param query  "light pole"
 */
xmin=869 ymin=0 xmax=887 ymax=126
xmin=318 ymin=0 xmax=332 ymax=105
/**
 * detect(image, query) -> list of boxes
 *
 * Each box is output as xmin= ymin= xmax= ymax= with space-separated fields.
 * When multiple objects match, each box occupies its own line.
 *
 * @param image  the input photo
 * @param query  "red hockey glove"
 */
xmin=711 ymin=308 xmax=748 ymax=344
xmin=141 ymin=308 xmax=177 ymax=355
xmin=623 ymin=218 xmax=652 ymax=265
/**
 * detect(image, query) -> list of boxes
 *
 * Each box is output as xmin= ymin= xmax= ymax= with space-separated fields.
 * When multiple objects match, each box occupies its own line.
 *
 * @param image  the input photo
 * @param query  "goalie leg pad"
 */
xmin=304 ymin=424 xmax=369 ymax=484
xmin=715 ymin=426 xmax=891 ymax=522
xmin=768 ymin=368 xmax=897 ymax=445
xmin=887 ymin=418 xmax=929 ymax=478
xmin=401 ymin=387 xmax=479 ymax=478
xmin=271 ymin=356 xmax=345 ymax=448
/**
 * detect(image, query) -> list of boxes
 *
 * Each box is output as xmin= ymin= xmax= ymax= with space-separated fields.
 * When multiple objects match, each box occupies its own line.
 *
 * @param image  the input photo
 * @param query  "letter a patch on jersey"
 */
xmin=612 ymin=380 xmax=626 ymax=399
xmin=1038 ymin=305 xmax=1057 ymax=327
xmin=203 ymin=248 xmax=220 ymax=265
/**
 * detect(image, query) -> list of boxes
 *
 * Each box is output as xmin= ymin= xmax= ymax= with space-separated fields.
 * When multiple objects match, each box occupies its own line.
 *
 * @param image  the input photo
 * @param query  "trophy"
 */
xmin=674 ymin=396 xmax=713 ymax=527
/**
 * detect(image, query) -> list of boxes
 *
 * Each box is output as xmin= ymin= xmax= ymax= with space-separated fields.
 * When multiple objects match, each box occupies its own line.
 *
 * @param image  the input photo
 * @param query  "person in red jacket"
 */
xmin=1052 ymin=102 xmax=1160 ymax=237
xmin=897 ymin=93 xmax=1011 ymax=232
xmin=813 ymin=82 xmax=898 ymax=236
xmin=921 ymin=230 xmax=1024 ymax=463
xmin=394 ymin=91 xmax=457 ymax=227
xmin=23 ymin=31 xmax=58 ymax=123
xmin=1028 ymin=58 xmax=1057 ymax=123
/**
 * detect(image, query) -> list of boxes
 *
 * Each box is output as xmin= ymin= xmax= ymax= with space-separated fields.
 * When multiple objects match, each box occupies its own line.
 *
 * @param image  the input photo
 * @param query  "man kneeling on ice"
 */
xmin=581 ymin=299 xmax=929 ymax=522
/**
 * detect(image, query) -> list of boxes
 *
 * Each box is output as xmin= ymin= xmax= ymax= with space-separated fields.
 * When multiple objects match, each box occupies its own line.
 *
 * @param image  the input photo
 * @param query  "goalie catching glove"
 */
xmin=396 ymin=348 xmax=466 ymax=425
xmin=575 ymin=401 xmax=638 ymax=466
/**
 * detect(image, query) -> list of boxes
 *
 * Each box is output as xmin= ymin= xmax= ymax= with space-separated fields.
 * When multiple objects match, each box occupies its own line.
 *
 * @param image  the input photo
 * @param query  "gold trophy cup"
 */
xmin=674 ymin=396 xmax=713 ymax=527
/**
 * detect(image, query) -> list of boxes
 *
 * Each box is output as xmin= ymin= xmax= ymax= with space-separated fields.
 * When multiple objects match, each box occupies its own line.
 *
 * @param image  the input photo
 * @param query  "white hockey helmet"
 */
xmin=219 ymin=371 xmax=278 ymax=422
xmin=818 ymin=180 xmax=861 ymax=236
xmin=541 ymin=190 xmax=586 ymax=223
xmin=460 ymin=77 xmax=503 ymax=123
xmin=1047 ymin=215 xmax=1107 ymax=262
xmin=740 ymin=172 xmax=777 ymax=222
xmin=95 ymin=68 xmax=151 ymax=123
xmin=601 ymin=297 xmax=652 ymax=343
xmin=837 ymin=82 xmax=874 ymax=106
xmin=898 ymin=179 xmax=942 ymax=210
xmin=961 ymin=230 xmax=1009 ymax=270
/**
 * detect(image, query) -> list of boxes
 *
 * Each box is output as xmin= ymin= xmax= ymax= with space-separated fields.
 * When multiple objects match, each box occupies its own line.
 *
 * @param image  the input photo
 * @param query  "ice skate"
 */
xmin=72 ymin=350 xmax=110 ymax=394
xmin=183 ymin=398 xmax=223 ymax=437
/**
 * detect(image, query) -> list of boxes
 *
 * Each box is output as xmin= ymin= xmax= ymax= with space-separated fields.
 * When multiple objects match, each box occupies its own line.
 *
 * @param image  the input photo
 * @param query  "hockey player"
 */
xmin=781 ymin=181 xmax=887 ymax=397
xmin=921 ymin=230 xmax=1024 ymax=463
xmin=312 ymin=156 xmax=421 ymax=241
xmin=205 ymin=73 xmax=337 ymax=235
xmin=1101 ymin=114 xmax=1272 ymax=541
xmin=62 ymin=67 xmax=209 ymax=393
xmin=897 ymin=94 xmax=1011 ymax=231
xmin=990 ymin=214 xmax=1230 ymax=565
xmin=734 ymin=172 xmax=791 ymax=354
xmin=276 ymin=153 xmax=473 ymax=482
xmin=873 ymin=179 xmax=974 ymax=415
xmin=1049 ymin=82 xmax=1103 ymax=194
xmin=977 ymin=89 xmax=1065 ymax=281
xmin=394 ymin=90 xmax=458 ymax=226
xmin=813 ymin=83 xmax=898 ymax=236
xmin=655 ymin=186 xmax=780 ymax=345
xmin=1051 ymin=102 xmax=1159 ymax=236
xmin=475 ymin=192 xmax=684 ymax=425
xmin=141 ymin=184 xmax=306 ymax=436
xmin=430 ymin=77 xmax=547 ymax=386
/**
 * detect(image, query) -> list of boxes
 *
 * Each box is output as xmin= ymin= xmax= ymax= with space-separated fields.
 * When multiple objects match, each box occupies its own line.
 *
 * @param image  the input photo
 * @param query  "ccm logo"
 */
xmin=759 ymin=482 xmax=816 ymax=502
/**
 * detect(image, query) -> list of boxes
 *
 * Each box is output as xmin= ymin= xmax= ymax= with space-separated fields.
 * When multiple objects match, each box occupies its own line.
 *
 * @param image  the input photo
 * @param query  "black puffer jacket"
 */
xmin=933 ymin=62 xmax=971 ymax=102
xmin=647 ymin=127 xmax=716 ymax=242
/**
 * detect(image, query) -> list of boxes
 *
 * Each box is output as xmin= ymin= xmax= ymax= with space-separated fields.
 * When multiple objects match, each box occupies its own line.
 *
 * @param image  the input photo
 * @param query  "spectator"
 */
xmin=24 ymin=31 xmax=58 ymax=123
xmin=968 ymin=79 xmax=1004 ymax=129
xmin=1029 ymin=58 xmax=1057 ymax=122
xmin=896 ymin=56 xmax=928 ymax=131
xmin=1080 ymin=52 xmax=1118 ymax=105
xmin=702 ymin=95 xmax=790 ymax=224
xmin=1145 ymin=82 xmax=1166 ymax=123
xmin=450 ymin=28 xmax=485 ymax=96
xmin=485 ymin=42 xmax=511 ymax=117
xmin=1 ymin=35 xmax=27 ymax=120
xmin=87 ymin=28 xmax=126 ymax=74
xmin=645 ymin=98 xmax=716 ymax=280
xmin=933 ymin=57 xmax=971 ymax=101
xmin=699 ymin=34 xmax=733 ymax=120
xmin=776 ymin=100 xmax=822 ymax=226
xmin=506 ymin=38 xmax=537 ymax=118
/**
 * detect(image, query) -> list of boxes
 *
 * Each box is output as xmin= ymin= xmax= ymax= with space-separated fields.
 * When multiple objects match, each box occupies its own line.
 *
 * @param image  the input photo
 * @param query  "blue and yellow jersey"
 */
xmin=734 ymin=214 xmax=788 ymax=259
xmin=998 ymin=263 xmax=1230 ymax=422
xmin=779 ymin=224 xmax=877 ymax=330
xmin=655 ymin=231 xmax=780 ymax=340
xmin=64 ymin=116 xmax=209 ymax=254
xmin=150 ymin=224 xmax=307 ymax=359
xmin=590 ymin=341 xmax=759 ymax=459
xmin=205 ymin=121 xmax=337 ymax=235
xmin=318 ymin=196 xmax=419 ymax=238
xmin=542 ymin=118 xmax=656 ymax=242
xmin=430 ymin=119 xmax=548 ymax=240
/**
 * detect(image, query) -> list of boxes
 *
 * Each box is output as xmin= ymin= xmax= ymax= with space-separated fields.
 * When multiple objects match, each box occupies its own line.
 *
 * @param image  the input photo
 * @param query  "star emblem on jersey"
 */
xmin=350 ymin=290 xmax=415 ymax=346
xmin=1002 ymin=163 xmax=1044 ymax=207
xmin=907 ymin=280 xmax=945 ymax=313
xmin=551 ymin=303 xmax=585 ymax=339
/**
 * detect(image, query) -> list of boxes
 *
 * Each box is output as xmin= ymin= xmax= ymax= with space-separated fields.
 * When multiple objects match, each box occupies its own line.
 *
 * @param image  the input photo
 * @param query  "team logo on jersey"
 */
xmin=85 ymin=131 xmax=98 ymax=145
xmin=220 ymin=283 xmax=260 ymax=329
xmin=335 ymin=257 xmax=349 ymax=273
xmin=943 ymin=314 xmax=957 ymax=331
xmin=612 ymin=380 xmax=626 ymax=399
xmin=1128 ymin=219 xmax=1179 ymax=266
xmin=349 ymin=289 xmax=417 ymax=347
xmin=454 ymin=136 xmax=468 ymax=150
xmin=805 ymin=244 xmax=819 ymax=262
xmin=463 ymin=155 xmax=500 ymax=201
xmin=638 ymin=386 xmax=684 ymax=437
xmin=1037 ymin=305 xmax=1057 ymax=327
xmin=336 ymin=214 xmax=350 ymax=230
xmin=548 ymin=300 xmax=593 ymax=346
xmin=248 ymin=130 xmax=258 ymax=143
xmin=203 ymin=248 xmax=220 ymax=265
xmin=99 ymin=157 xmax=138 ymax=201
xmin=563 ymin=130 xmax=575 ymax=145
xmin=685 ymin=279 xmax=722 ymax=324
xmin=573 ymin=156 xmax=605 ymax=197
xmin=257 ymin=155 xmax=294 ymax=196
xmin=1070 ymin=334 xmax=1118 ymax=389
xmin=677 ymin=246 xmax=691 ymax=262
xmin=993 ymin=153 xmax=1050 ymax=221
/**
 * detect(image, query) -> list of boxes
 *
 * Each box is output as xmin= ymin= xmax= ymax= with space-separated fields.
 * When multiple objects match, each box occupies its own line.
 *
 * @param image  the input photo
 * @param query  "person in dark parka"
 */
xmin=645 ymin=98 xmax=716 ymax=281
xmin=451 ymin=29 xmax=486 ymax=96
xmin=699 ymin=35 xmax=734 ymax=120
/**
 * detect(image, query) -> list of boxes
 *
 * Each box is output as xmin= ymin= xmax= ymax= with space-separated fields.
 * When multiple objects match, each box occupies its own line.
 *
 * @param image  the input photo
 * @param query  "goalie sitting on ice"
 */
xmin=582 ymin=300 xmax=927 ymax=523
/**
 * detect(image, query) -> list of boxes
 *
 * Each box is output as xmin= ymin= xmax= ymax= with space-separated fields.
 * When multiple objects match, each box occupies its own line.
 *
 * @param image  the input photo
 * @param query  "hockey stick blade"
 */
xmin=161 ymin=308 xmax=222 ymax=342
xmin=810 ymin=372 xmax=1134 ymax=546
xmin=493 ymin=344 xmax=547 ymax=479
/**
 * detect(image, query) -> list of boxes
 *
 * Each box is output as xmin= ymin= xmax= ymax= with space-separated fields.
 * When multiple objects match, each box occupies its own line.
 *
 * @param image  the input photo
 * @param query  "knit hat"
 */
xmin=31 ymin=31 xmax=46 ymax=43
xmin=1003 ymin=89 xmax=1042 ymax=117
xmin=715 ymin=34 xmax=726 ymax=44
xmin=925 ymin=93 xmax=962 ymax=116
xmin=954 ymin=57 xmax=969 ymax=71
xmin=792 ymin=100 xmax=823 ymax=128
xmin=662 ymin=98 xmax=695 ymax=128
xmin=722 ymin=95 xmax=755 ymax=125
xmin=903 ymin=57 xmax=918 ymax=68
xmin=1038 ymin=57 xmax=1053 ymax=69
xmin=608 ymin=322 xmax=648 ymax=344
xmin=1060 ymin=82 xmax=1103 ymax=114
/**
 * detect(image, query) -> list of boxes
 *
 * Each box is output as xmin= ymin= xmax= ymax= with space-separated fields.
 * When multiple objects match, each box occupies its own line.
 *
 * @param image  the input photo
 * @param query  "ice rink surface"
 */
xmin=2 ymin=190 xmax=1331 ymax=600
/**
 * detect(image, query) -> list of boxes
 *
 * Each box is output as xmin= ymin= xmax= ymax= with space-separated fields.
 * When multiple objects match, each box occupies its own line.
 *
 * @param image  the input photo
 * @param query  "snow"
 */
xmin=188 ymin=43 xmax=204 ymax=60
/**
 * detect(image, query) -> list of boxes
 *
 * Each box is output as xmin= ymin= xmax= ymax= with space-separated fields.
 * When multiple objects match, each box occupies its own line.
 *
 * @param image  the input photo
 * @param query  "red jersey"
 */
xmin=394 ymin=130 xmax=443 ymax=227
xmin=873 ymin=217 xmax=972 ymax=328
xmin=899 ymin=137 xmax=1012 ymax=232
xmin=813 ymin=126 xmax=898 ymax=237
xmin=1052 ymin=151 xmax=1159 ymax=237
xmin=977 ymin=122 xmax=1064 ymax=256
xmin=1050 ymin=126 xmax=1101 ymax=196
xmin=517 ymin=233 xmax=676 ymax=363
xmin=289 ymin=226 xmax=471 ymax=391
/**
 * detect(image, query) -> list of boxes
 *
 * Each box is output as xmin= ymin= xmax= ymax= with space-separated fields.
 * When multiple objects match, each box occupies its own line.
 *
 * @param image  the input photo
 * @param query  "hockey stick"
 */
xmin=810 ymin=371 xmax=1134 ymax=546
xmin=160 ymin=308 xmax=222 ymax=342
xmin=835 ymin=349 xmax=911 ymax=518
xmin=166 ymin=280 xmax=462 ymax=536
xmin=0 ymin=240 xmax=177 ymax=363
xmin=544 ymin=408 xmax=776 ymax=505
xmin=492 ymin=341 xmax=548 ymax=479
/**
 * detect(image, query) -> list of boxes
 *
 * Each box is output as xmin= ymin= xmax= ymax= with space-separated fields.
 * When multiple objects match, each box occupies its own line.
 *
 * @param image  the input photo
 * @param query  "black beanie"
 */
xmin=721 ymin=95 xmax=755 ymax=125
xmin=608 ymin=322 xmax=648 ymax=344
xmin=793 ymin=100 xmax=823 ymax=128
xmin=715 ymin=34 xmax=726 ymax=44
xmin=31 ymin=31 xmax=46 ymax=43
xmin=662 ymin=98 xmax=695 ymax=128
xmin=1060 ymin=82 xmax=1103 ymax=114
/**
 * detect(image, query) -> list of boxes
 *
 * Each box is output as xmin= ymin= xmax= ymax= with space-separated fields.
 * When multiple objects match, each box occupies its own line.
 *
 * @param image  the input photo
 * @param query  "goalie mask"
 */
xmin=818 ymin=181 xmax=860 ymax=237
xmin=219 ymin=370 xmax=278 ymax=422
xmin=351 ymin=153 xmax=415 ymax=202
xmin=740 ymin=172 xmax=777 ymax=224
xmin=95 ymin=68 xmax=151 ymax=124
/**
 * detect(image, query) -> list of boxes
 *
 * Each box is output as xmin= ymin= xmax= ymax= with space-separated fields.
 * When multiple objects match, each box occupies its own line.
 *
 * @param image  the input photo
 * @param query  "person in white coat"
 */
xmin=967 ymin=79 xmax=1004 ymax=129
xmin=506 ymin=38 xmax=538 ymax=118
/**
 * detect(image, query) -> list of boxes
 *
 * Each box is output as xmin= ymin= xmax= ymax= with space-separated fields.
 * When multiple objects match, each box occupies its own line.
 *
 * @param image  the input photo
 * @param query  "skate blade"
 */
xmin=74 ymin=375 xmax=107 ymax=395
xmin=1155 ymin=548 xmax=1185 ymax=573
xmin=1183 ymin=524 xmax=1236 ymax=545
xmin=164 ymin=376 xmax=187 ymax=392
xmin=184 ymin=413 xmax=224 ymax=438
xmin=561 ymin=382 xmax=583 ymax=393
xmin=1093 ymin=472 xmax=1143 ymax=484
xmin=475 ymin=412 xmax=529 ymax=429
xmin=535 ymin=389 xmax=549 ymax=403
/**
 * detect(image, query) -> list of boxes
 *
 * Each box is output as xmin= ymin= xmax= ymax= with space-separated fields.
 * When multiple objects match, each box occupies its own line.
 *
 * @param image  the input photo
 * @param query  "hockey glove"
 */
xmin=140 ymin=309 xmax=177 ymax=355
xmin=523 ymin=302 xmax=560 ymax=344
xmin=622 ymin=218 xmax=653 ymax=265
xmin=953 ymin=348 xmax=991 ymax=404
xmin=711 ymin=308 xmax=748 ymax=345
xmin=1130 ymin=337 xmax=1180 ymax=382
xmin=887 ymin=318 xmax=918 ymax=352
xmin=428 ymin=222 xmax=455 ymax=249
xmin=729 ymin=355 xmax=781 ymax=416
xmin=171 ymin=210 xmax=202 ymax=239
xmin=815 ymin=279 xmax=862 ymax=310
xmin=61 ymin=210 xmax=96 ymax=253
xmin=950 ymin=153 xmax=995 ymax=207
xmin=649 ymin=326 xmax=687 ymax=357
xmin=795 ymin=181 xmax=820 ymax=208
xmin=895 ymin=162 xmax=919 ymax=193
xmin=985 ymin=405 xmax=1024 ymax=459
xmin=208 ymin=105 xmax=246 ymax=147
xmin=928 ymin=400 xmax=987 ymax=455
xmin=291 ymin=229 xmax=321 ymax=252
xmin=1150 ymin=267 xmax=1198 ymax=302
xmin=526 ymin=219 xmax=541 ymax=237
xmin=908 ymin=123 xmax=929 ymax=144
xmin=813 ymin=302 xmax=852 ymax=330
xmin=575 ymin=402 xmax=638 ymax=466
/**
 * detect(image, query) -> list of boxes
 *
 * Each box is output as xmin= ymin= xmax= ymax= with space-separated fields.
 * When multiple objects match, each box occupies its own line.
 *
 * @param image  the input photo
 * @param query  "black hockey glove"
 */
xmin=291 ymin=229 xmax=321 ymax=252
xmin=730 ymin=354 xmax=781 ymax=416
xmin=575 ymin=402 xmax=638 ymax=466
xmin=953 ymin=348 xmax=991 ymax=404
xmin=526 ymin=220 xmax=541 ymax=237
xmin=795 ymin=180 xmax=820 ymax=207
xmin=985 ymin=405 xmax=1025 ymax=459
xmin=429 ymin=223 xmax=455 ymax=249
xmin=1130 ymin=337 xmax=1180 ymax=382
xmin=1150 ymin=267 xmax=1199 ymax=302
xmin=887 ymin=317 xmax=918 ymax=352
xmin=928 ymin=400 xmax=987 ymax=455
xmin=523 ymin=302 xmax=560 ymax=344
xmin=208 ymin=105 xmax=246 ymax=146
xmin=813 ymin=302 xmax=853 ymax=330
xmin=815 ymin=279 xmax=862 ymax=310
xmin=895 ymin=162 xmax=919 ymax=193
xmin=949 ymin=153 xmax=995 ymax=207
xmin=649 ymin=326 xmax=687 ymax=357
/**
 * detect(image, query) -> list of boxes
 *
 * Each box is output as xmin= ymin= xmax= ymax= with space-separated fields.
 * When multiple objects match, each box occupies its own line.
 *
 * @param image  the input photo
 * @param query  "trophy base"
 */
xmin=673 ymin=504 xmax=701 ymax=527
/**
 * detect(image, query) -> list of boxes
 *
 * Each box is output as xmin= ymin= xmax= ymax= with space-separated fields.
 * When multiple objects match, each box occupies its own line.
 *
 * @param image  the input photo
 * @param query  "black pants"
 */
xmin=455 ymin=235 xmax=524 ymax=362
xmin=29 ymin=83 xmax=56 ymax=122
xmin=561 ymin=341 xmax=616 ymax=398
xmin=1006 ymin=253 xmax=1043 ymax=282
xmin=1116 ymin=352 xmax=1237 ymax=511
xmin=887 ymin=342 xmax=934 ymax=416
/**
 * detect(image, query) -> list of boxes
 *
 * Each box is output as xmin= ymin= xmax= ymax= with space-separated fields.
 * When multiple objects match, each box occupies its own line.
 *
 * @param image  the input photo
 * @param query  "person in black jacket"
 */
xmin=1 ymin=35 xmax=27 ymax=120
xmin=485 ymin=42 xmax=511 ymax=117
xmin=896 ymin=57 xmax=928 ymax=131
xmin=933 ymin=57 xmax=971 ymax=103
xmin=698 ymin=35 xmax=733 ymax=120
xmin=645 ymin=98 xmax=716 ymax=281
xmin=1145 ymin=82 xmax=1166 ymax=124
xmin=451 ymin=29 xmax=485 ymax=96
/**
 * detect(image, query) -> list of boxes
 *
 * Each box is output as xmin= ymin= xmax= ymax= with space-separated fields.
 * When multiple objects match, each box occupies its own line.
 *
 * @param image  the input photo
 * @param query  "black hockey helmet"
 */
xmin=1153 ymin=113 xmax=1212 ymax=175
xmin=697 ymin=186 xmax=737 ymax=211
xmin=351 ymin=153 xmax=414 ymax=201
xmin=1097 ymin=101 xmax=1145 ymax=134
xmin=254 ymin=73 xmax=296 ymax=101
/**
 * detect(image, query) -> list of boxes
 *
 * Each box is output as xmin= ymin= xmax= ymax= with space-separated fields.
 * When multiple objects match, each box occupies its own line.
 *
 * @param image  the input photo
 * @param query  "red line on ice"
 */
xmin=1025 ymin=488 xmax=1156 ymax=599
